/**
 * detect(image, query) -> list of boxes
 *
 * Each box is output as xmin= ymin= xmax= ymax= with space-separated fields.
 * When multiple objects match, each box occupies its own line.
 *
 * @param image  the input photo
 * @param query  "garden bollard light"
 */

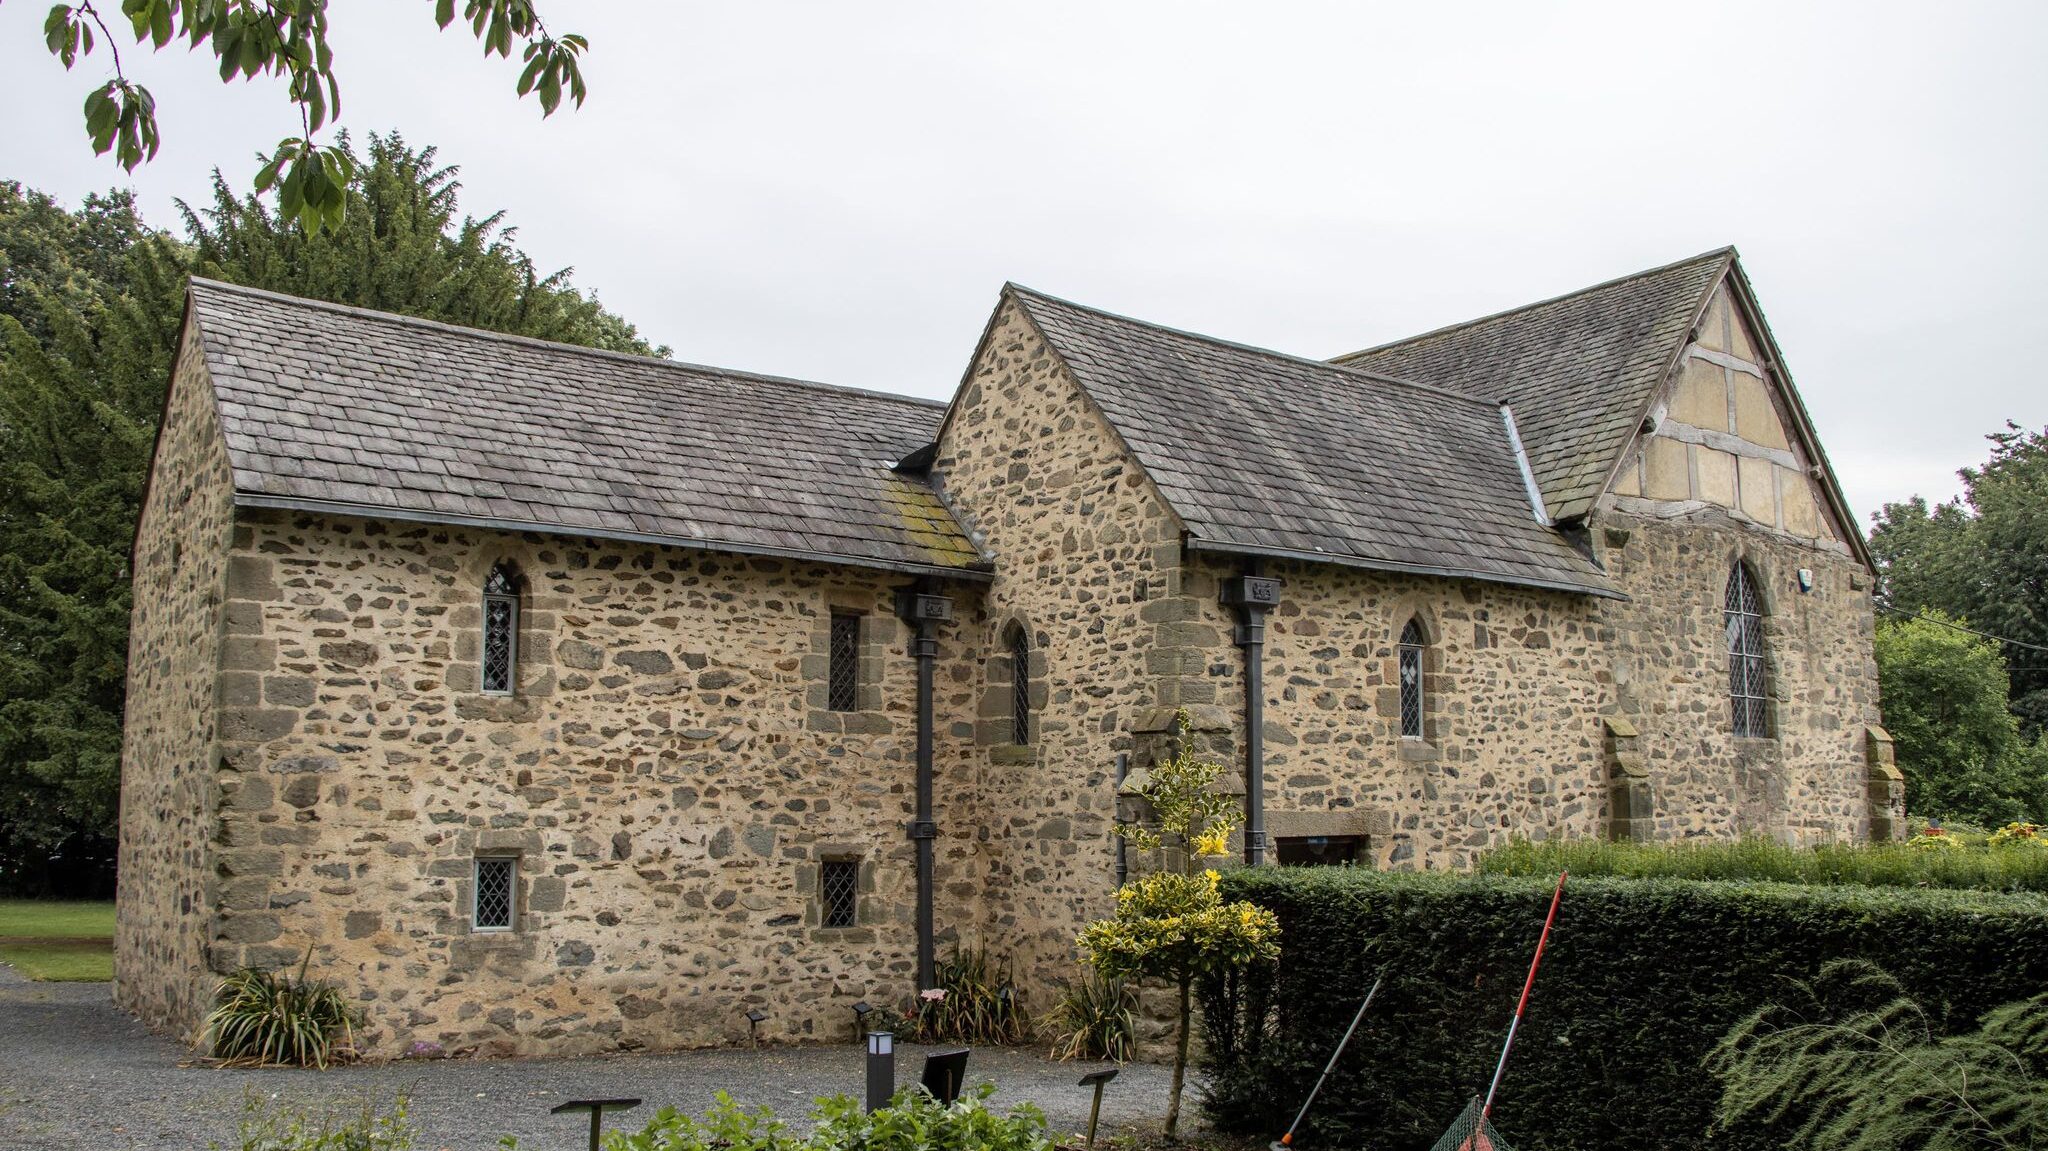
xmin=550 ymin=1098 xmax=641 ymax=1151
xmin=866 ymin=1030 xmax=895 ymax=1112
xmin=1078 ymin=1068 xmax=1118 ymax=1149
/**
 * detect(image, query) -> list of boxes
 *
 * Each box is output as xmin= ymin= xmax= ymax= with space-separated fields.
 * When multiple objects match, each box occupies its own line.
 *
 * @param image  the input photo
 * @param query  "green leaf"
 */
xmin=435 ymin=0 xmax=455 ymax=29
xmin=148 ymin=0 xmax=171 ymax=49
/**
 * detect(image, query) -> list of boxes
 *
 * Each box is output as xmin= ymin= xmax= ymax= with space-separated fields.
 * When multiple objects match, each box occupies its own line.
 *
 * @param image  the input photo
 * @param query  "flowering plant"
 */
xmin=1989 ymin=822 xmax=2044 ymax=849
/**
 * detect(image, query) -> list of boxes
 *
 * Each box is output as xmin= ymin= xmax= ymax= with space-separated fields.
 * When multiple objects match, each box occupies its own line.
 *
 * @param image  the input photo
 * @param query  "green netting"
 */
xmin=1424 ymin=1098 xmax=1515 ymax=1151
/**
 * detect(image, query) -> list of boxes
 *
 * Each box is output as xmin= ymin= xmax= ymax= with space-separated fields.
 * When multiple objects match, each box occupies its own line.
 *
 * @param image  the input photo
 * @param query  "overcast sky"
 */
xmin=5 ymin=2 xmax=2043 ymax=526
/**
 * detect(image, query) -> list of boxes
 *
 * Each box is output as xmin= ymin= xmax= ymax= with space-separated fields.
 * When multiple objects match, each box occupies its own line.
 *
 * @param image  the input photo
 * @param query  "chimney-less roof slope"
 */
xmin=1006 ymin=286 xmax=1616 ymax=597
xmin=186 ymin=279 xmax=984 ymax=577
xmin=1333 ymin=248 xmax=1732 ymax=522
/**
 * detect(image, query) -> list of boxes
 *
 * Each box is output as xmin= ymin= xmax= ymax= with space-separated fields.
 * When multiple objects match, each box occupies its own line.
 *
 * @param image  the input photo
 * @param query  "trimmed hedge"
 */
xmin=1201 ymin=868 xmax=2048 ymax=1151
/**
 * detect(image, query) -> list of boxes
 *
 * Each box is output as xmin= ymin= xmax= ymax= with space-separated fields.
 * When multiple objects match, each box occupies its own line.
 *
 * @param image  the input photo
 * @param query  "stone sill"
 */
xmin=989 ymin=744 xmax=1035 ymax=766
xmin=1398 ymin=740 xmax=1440 ymax=763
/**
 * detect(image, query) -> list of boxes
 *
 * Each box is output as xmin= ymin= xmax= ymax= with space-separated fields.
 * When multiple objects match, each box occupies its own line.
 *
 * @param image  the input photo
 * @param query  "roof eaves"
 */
xmin=233 ymin=491 xmax=995 ymax=582
xmin=1183 ymin=536 xmax=1625 ymax=600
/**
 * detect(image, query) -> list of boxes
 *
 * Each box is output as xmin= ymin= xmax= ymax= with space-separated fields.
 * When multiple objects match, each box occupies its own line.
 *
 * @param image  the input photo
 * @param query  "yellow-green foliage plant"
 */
xmin=1078 ymin=710 xmax=1280 ymax=1137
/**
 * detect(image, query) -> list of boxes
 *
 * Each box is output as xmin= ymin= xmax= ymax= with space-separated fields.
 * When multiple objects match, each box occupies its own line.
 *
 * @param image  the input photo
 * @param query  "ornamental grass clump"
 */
xmin=909 ymin=946 xmax=1030 ymax=1045
xmin=1047 ymin=969 xmax=1137 ymax=1062
xmin=205 ymin=955 xmax=359 ymax=1068
xmin=1079 ymin=709 xmax=1280 ymax=1137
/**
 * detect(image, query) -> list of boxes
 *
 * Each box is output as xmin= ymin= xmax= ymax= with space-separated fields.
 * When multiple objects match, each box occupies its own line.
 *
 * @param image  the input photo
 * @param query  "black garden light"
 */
xmin=745 ymin=1007 xmax=768 ymax=1046
xmin=865 ymin=1030 xmax=895 ymax=1112
xmin=851 ymin=1000 xmax=875 ymax=1040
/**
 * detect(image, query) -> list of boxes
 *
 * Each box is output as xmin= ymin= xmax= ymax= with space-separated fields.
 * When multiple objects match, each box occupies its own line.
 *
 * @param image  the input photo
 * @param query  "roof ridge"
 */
xmin=186 ymin=276 xmax=947 ymax=412
xmin=1002 ymin=282 xmax=1498 ymax=409
xmin=1329 ymin=245 xmax=1736 ymax=363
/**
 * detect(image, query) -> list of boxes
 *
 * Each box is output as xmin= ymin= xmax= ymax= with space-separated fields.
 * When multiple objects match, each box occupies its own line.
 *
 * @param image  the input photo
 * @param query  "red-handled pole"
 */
xmin=1480 ymin=870 xmax=1567 ymax=1120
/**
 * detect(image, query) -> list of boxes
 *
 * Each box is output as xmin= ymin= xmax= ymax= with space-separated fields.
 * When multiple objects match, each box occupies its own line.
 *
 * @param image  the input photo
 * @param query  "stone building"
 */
xmin=116 ymin=247 xmax=1895 ymax=1056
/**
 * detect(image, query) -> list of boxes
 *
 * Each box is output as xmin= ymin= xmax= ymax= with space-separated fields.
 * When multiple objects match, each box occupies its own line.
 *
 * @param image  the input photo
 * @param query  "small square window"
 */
xmin=474 ymin=857 xmax=515 ymax=931
xmin=828 ymin=613 xmax=862 ymax=712
xmin=820 ymin=858 xmax=859 ymax=928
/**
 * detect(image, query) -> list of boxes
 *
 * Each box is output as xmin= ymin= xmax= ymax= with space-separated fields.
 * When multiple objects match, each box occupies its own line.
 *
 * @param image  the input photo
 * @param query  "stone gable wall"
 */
xmin=1593 ymin=510 xmax=1877 ymax=842
xmin=933 ymin=297 xmax=1193 ymax=1002
xmin=115 ymin=319 xmax=238 ymax=1039
xmin=202 ymin=509 xmax=987 ymax=1056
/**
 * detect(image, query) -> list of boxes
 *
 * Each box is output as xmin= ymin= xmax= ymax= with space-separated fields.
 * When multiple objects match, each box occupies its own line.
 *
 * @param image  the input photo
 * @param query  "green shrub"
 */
xmin=909 ymin=946 xmax=1030 ymax=1045
xmin=589 ymin=1084 xmax=1048 ymax=1151
xmin=1047 ymin=970 xmax=1137 ymax=1062
xmin=205 ymin=957 xmax=360 ymax=1068
xmin=1707 ymin=960 xmax=2048 ymax=1150
xmin=216 ymin=1091 xmax=414 ymax=1151
xmin=1478 ymin=834 xmax=2048 ymax=892
xmin=1200 ymin=868 xmax=2048 ymax=1151
xmin=593 ymin=1091 xmax=792 ymax=1151
xmin=812 ymin=1084 xmax=1049 ymax=1151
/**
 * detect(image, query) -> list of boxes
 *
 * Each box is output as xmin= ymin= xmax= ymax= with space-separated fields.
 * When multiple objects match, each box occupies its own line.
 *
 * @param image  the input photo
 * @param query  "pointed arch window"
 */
xmin=1398 ymin=618 xmax=1426 ymax=739
xmin=482 ymin=563 xmax=521 ymax=696
xmin=1725 ymin=564 xmax=1769 ymax=737
xmin=1009 ymin=626 xmax=1032 ymax=745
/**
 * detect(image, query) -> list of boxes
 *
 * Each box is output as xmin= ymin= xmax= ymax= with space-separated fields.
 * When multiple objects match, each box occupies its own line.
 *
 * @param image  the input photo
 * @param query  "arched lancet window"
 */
xmin=1398 ymin=618 xmax=1426 ymax=739
xmin=1008 ymin=626 xmax=1032 ymax=745
xmin=1725 ymin=563 xmax=1768 ymax=737
xmin=482 ymin=562 xmax=521 ymax=696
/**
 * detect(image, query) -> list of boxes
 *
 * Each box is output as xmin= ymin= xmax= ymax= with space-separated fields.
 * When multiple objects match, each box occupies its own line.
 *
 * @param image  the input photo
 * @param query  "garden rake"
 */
xmin=1271 ymin=972 xmax=1384 ymax=1151
xmin=1426 ymin=870 xmax=1568 ymax=1151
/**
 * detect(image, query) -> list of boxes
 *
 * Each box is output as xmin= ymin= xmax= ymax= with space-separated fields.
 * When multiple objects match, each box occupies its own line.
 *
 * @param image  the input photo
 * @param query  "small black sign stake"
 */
xmin=550 ymin=1098 xmax=641 ymax=1151
xmin=1078 ymin=1068 xmax=1119 ymax=1149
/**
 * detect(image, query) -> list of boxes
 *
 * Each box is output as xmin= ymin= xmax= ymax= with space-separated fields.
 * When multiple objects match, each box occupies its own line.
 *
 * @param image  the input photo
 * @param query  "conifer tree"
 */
xmin=0 ymin=136 xmax=660 ymax=893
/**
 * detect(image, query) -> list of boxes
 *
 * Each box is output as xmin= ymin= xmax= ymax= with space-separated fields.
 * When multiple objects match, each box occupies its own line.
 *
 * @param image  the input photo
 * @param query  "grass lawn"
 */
xmin=0 ymin=899 xmax=115 ymax=981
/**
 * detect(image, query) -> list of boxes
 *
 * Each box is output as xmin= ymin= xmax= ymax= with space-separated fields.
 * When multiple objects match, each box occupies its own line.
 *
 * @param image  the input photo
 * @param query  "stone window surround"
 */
xmin=805 ymin=597 xmax=888 ymax=731
xmin=447 ymin=841 xmax=533 ymax=936
xmin=1723 ymin=548 xmax=1786 ymax=745
xmin=798 ymin=846 xmax=877 ymax=938
xmin=448 ymin=546 xmax=555 ymax=719
xmin=984 ymin=615 xmax=1048 ymax=763
xmin=1381 ymin=600 xmax=1445 ymax=761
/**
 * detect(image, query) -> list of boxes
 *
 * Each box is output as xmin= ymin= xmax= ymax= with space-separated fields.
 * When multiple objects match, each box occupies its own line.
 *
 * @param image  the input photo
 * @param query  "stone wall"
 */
xmin=115 ymin=319 xmax=237 ymax=1039
xmin=201 ymin=508 xmax=988 ymax=1056
xmin=933 ymin=295 xmax=1197 ymax=1005
xmin=1593 ymin=509 xmax=1878 ymax=843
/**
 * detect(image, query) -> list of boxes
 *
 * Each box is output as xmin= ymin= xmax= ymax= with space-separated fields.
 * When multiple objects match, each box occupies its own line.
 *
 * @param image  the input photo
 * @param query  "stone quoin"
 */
xmin=116 ymin=248 xmax=1888 ymax=1056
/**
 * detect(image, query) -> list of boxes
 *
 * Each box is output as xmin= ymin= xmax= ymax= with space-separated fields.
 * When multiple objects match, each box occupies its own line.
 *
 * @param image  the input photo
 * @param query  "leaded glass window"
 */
xmin=482 ymin=563 xmax=519 ymax=696
xmin=1009 ymin=628 xmax=1032 ymax=745
xmin=474 ymin=857 xmax=515 ymax=931
xmin=821 ymin=858 xmax=859 ymax=928
xmin=1726 ymin=564 xmax=1769 ymax=737
xmin=1398 ymin=619 xmax=1425 ymax=739
xmin=828 ymin=613 xmax=861 ymax=712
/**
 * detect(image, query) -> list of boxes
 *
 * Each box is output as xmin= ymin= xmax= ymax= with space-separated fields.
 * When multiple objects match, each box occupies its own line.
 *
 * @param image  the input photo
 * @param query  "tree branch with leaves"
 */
xmin=31 ymin=0 xmax=589 ymax=232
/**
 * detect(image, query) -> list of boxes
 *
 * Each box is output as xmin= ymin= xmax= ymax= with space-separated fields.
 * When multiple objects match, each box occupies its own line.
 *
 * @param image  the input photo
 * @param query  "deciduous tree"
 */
xmin=1078 ymin=711 xmax=1280 ymax=1137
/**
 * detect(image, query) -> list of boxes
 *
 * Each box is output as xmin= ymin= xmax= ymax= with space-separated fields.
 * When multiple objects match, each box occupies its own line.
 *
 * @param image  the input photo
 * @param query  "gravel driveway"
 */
xmin=0 ymin=977 xmax=1174 ymax=1151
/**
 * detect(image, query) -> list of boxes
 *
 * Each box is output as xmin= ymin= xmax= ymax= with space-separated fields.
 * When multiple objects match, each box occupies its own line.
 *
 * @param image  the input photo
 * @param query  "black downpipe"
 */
xmin=1223 ymin=563 xmax=1278 ymax=866
xmin=898 ymin=585 xmax=951 ymax=992
xmin=1114 ymin=752 xmax=1129 ymax=888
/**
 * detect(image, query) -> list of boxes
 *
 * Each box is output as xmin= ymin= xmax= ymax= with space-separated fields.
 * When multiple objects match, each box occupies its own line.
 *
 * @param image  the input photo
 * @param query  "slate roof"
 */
xmin=1333 ymin=248 xmax=1733 ymax=522
xmin=1005 ymin=286 xmax=1618 ymax=597
xmin=184 ymin=279 xmax=986 ymax=577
